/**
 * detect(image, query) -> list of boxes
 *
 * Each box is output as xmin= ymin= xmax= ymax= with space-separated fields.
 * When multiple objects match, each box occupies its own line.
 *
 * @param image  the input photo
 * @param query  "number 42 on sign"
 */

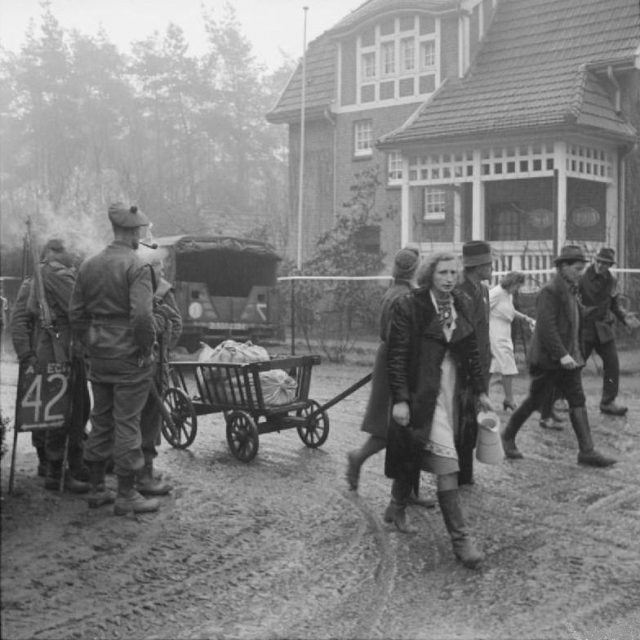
xmin=16 ymin=361 xmax=72 ymax=431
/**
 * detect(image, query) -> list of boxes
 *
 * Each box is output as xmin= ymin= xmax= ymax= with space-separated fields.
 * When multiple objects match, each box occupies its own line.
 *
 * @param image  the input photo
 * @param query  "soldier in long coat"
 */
xmin=70 ymin=203 xmax=159 ymax=515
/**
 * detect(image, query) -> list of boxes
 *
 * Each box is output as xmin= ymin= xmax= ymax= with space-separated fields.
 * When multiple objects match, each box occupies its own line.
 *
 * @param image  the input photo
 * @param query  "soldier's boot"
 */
xmin=44 ymin=460 xmax=63 ymax=491
xmin=570 ymin=407 xmax=617 ymax=467
xmin=67 ymin=447 xmax=90 ymax=482
xmin=438 ymin=489 xmax=484 ymax=570
xmin=114 ymin=473 xmax=160 ymax=516
xmin=87 ymin=461 xmax=116 ymax=508
xmin=136 ymin=462 xmax=172 ymax=496
xmin=36 ymin=446 xmax=48 ymax=478
xmin=44 ymin=460 xmax=90 ymax=493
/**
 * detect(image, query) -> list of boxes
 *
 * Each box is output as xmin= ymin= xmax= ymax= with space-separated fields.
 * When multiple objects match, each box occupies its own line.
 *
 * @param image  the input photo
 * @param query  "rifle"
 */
xmin=26 ymin=218 xmax=55 ymax=332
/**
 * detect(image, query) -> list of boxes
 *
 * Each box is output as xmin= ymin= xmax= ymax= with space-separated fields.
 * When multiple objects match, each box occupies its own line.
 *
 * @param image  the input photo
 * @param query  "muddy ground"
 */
xmin=1 ymin=344 xmax=640 ymax=640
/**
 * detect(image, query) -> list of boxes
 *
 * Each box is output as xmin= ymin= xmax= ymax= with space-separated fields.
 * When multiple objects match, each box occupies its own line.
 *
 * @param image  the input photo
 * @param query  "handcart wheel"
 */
xmin=296 ymin=400 xmax=329 ymax=448
xmin=161 ymin=387 xmax=197 ymax=449
xmin=226 ymin=411 xmax=259 ymax=462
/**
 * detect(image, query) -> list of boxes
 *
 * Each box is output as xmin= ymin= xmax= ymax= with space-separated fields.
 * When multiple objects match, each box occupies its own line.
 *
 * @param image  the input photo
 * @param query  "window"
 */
xmin=354 ymin=119 xmax=373 ymax=157
xmin=400 ymin=38 xmax=415 ymax=72
xmin=357 ymin=15 xmax=438 ymax=103
xmin=424 ymin=187 xmax=446 ymax=221
xmin=420 ymin=40 xmax=435 ymax=69
xmin=361 ymin=52 xmax=376 ymax=79
xmin=388 ymin=151 xmax=403 ymax=183
xmin=381 ymin=42 xmax=395 ymax=76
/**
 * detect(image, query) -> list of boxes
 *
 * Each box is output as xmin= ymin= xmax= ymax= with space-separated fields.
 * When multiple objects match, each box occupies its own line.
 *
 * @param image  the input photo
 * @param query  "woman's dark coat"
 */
xmin=361 ymin=279 xmax=412 ymax=438
xmin=384 ymin=287 xmax=486 ymax=486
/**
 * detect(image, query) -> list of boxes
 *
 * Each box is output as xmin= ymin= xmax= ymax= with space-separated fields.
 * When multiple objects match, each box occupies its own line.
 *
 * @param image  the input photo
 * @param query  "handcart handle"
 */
xmin=307 ymin=372 xmax=373 ymax=419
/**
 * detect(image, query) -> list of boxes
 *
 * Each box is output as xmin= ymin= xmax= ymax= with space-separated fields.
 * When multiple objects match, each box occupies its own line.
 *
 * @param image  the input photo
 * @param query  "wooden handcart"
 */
xmin=156 ymin=355 xmax=327 ymax=462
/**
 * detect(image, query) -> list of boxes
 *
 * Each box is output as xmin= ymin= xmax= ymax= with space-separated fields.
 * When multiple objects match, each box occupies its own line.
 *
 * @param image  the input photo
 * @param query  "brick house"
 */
xmin=267 ymin=0 xmax=640 ymax=273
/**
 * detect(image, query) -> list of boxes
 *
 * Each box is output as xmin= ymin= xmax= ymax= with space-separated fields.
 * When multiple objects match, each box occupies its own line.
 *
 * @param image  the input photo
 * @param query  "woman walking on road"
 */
xmin=489 ymin=271 xmax=535 ymax=411
xmin=346 ymin=247 xmax=434 ymax=508
xmin=384 ymin=253 xmax=493 ymax=568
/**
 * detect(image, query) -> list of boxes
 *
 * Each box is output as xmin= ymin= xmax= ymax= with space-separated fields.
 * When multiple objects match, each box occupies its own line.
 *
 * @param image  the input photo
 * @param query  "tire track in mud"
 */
xmin=4 ymin=416 xmax=402 ymax=640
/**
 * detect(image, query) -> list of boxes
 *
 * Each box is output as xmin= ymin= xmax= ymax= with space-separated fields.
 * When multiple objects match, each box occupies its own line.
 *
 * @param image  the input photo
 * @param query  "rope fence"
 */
xmin=278 ymin=269 xmax=640 ymax=355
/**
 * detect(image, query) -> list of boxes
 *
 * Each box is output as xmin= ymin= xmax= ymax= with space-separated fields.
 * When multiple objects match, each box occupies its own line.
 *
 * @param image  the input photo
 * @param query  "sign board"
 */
xmin=15 ymin=360 xmax=72 ymax=431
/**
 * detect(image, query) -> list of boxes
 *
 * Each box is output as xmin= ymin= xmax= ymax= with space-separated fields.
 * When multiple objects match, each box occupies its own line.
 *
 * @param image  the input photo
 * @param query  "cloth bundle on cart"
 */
xmin=197 ymin=340 xmax=297 ymax=406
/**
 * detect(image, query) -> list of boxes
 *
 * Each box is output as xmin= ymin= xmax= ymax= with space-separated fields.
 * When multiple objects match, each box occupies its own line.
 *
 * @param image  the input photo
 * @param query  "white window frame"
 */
xmin=424 ymin=187 xmax=447 ymax=221
xmin=420 ymin=39 xmax=436 ymax=70
xmin=356 ymin=15 xmax=439 ymax=105
xmin=400 ymin=38 xmax=415 ymax=73
xmin=380 ymin=41 xmax=395 ymax=76
xmin=388 ymin=151 xmax=403 ymax=183
xmin=354 ymin=119 xmax=373 ymax=157
xmin=361 ymin=51 xmax=376 ymax=80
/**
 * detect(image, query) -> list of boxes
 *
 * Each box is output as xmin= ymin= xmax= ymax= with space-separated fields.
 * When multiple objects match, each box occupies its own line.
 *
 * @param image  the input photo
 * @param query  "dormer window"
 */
xmin=357 ymin=14 xmax=439 ymax=105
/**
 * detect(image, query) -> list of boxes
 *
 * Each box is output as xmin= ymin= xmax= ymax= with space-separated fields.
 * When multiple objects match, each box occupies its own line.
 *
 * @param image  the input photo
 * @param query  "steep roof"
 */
xmin=380 ymin=0 xmax=639 ymax=146
xmin=266 ymin=34 xmax=336 ymax=124
xmin=330 ymin=0 xmax=456 ymax=36
xmin=266 ymin=0 xmax=458 ymax=124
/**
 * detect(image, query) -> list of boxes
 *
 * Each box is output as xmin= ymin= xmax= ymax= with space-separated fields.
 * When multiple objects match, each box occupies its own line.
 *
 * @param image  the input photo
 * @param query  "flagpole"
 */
xmin=296 ymin=6 xmax=308 ymax=271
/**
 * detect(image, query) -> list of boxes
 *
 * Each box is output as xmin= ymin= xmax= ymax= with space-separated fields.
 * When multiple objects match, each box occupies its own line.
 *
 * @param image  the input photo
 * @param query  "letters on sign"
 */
xmin=16 ymin=361 xmax=71 ymax=431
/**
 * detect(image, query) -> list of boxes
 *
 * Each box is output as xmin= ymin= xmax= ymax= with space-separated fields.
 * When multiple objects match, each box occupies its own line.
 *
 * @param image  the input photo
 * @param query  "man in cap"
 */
xmin=501 ymin=245 xmax=615 ymax=467
xmin=578 ymin=247 xmax=640 ymax=415
xmin=455 ymin=240 xmax=493 ymax=486
xmin=70 ymin=202 xmax=159 ymax=514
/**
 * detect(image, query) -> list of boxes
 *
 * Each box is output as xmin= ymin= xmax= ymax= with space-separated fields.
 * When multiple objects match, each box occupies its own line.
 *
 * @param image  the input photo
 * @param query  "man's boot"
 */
xmin=35 ymin=446 xmax=47 ymax=478
xmin=114 ymin=473 xmax=160 ymax=516
xmin=437 ymin=489 xmax=484 ymax=569
xmin=501 ymin=398 xmax=533 ymax=459
xmin=67 ymin=447 xmax=90 ymax=482
xmin=570 ymin=407 xmax=616 ymax=467
xmin=136 ymin=462 xmax=172 ymax=496
xmin=599 ymin=401 xmax=627 ymax=416
xmin=87 ymin=461 xmax=116 ymax=508
xmin=44 ymin=459 xmax=62 ymax=490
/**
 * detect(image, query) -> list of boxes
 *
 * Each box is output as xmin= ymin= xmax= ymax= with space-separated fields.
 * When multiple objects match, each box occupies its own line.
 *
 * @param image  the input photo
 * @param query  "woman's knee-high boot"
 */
xmin=437 ymin=489 xmax=484 ymax=569
xmin=569 ymin=407 xmax=616 ymax=467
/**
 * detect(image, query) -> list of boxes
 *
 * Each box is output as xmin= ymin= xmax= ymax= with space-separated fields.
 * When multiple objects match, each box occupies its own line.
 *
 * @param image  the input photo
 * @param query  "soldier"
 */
xmin=10 ymin=240 xmax=91 ymax=492
xmin=455 ymin=241 xmax=493 ymax=486
xmin=10 ymin=276 xmax=47 ymax=477
xmin=137 ymin=260 xmax=182 ymax=496
xmin=37 ymin=239 xmax=91 ymax=492
xmin=70 ymin=202 xmax=158 ymax=515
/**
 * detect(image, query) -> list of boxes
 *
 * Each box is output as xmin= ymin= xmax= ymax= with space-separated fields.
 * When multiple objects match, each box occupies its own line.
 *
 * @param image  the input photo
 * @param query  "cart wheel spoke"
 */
xmin=161 ymin=388 xmax=197 ymax=449
xmin=296 ymin=400 xmax=329 ymax=449
xmin=226 ymin=411 xmax=259 ymax=462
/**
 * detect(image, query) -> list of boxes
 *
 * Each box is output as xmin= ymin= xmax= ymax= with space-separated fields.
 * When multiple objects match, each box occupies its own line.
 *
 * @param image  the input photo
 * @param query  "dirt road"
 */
xmin=1 ymin=353 xmax=639 ymax=640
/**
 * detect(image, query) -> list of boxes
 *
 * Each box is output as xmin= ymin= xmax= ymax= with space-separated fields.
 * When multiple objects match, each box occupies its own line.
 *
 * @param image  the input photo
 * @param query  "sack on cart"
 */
xmin=197 ymin=340 xmax=296 ymax=406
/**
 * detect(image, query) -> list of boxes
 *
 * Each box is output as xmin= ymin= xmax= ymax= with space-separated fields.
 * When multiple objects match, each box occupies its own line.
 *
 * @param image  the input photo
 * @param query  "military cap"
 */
xmin=108 ymin=202 xmax=150 ymax=228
